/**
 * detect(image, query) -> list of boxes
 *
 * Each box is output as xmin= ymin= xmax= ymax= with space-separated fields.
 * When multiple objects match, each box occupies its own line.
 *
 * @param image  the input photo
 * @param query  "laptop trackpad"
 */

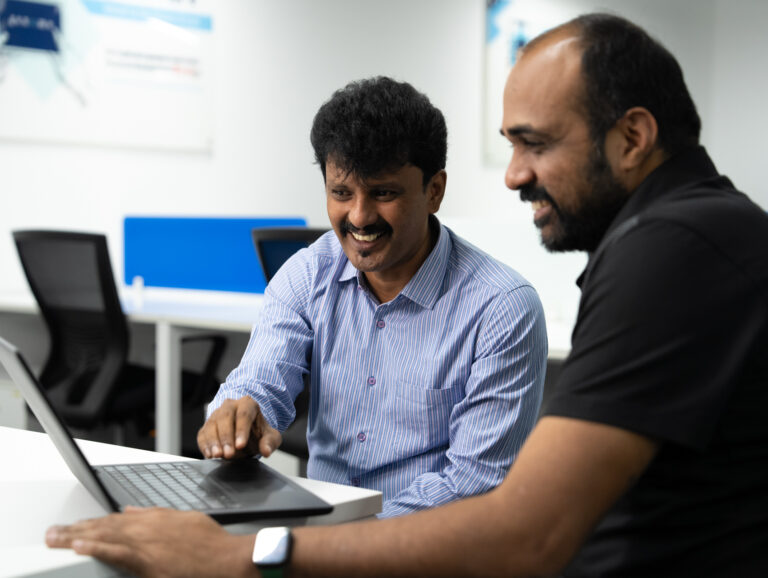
xmin=205 ymin=459 xmax=288 ymax=496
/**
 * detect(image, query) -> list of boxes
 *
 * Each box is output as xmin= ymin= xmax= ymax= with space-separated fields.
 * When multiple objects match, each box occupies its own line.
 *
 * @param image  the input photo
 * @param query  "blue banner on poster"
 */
xmin=0 ymin=1 xmax=60 ymax=52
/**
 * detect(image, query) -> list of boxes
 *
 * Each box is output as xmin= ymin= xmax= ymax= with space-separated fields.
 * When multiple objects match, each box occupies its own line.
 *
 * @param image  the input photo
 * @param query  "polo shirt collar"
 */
xmin=603 ymin=146 xmax=720 ymax=240
xmin=576 ymin=146 xmax=720 ymax=288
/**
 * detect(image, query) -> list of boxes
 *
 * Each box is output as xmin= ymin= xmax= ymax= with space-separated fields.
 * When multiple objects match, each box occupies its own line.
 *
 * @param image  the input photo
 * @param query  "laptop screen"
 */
xmin=0 ymin=336 xmax=118 ymax=512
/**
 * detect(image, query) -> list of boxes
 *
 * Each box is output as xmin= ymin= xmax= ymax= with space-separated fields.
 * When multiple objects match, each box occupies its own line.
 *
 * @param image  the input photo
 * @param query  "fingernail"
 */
xmin=72 ymin=539 xmax=85 ymax=552
xmin=211 ymin=444 xmax=220 ymax=455
xmin=223 ymin=444 xmax=232 ymax=455
xmin=236 ymin=436 xmax=245 ymax=446
xmin=45 ymin=528 xmax=59 ymax=543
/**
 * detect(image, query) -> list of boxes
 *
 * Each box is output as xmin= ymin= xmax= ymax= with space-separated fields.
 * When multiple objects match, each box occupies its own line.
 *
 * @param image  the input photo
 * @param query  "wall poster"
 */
xmin=0 ymin=0 xmax=214 ymax=151
xmin=484 ymin=0 xmax=572 ymax=165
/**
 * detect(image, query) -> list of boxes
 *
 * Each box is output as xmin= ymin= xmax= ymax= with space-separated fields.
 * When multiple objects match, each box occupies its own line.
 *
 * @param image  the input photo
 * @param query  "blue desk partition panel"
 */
xmin=124 ymin=217 xmax=306 ymax=293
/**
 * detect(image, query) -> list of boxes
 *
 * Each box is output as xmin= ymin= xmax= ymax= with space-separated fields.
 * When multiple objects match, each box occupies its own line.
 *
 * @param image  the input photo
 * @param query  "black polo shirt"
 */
xmin=545 ymin=147 xmax=768 ymax=577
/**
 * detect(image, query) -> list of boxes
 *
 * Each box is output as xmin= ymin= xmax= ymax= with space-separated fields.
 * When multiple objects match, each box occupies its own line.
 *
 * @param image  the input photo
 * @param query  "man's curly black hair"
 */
xmin=310 ymin=76 xmax=447 ymax=187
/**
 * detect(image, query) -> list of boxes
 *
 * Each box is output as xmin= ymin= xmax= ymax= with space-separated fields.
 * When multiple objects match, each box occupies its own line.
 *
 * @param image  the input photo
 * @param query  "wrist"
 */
xmin=231 ymin=534 xmax=263 ymax=578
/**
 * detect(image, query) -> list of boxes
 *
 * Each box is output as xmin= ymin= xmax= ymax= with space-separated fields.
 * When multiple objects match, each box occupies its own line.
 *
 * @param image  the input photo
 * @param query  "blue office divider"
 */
xmin=124 ymin=216 xmax=306 ymax=293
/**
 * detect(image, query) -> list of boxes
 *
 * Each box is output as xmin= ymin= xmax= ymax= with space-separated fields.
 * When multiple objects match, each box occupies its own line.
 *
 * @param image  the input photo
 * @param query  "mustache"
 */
xmin=519 ymin=185 xmax=555 ymax=205
xmin=342 ymin=220 xmax=392 ymax=236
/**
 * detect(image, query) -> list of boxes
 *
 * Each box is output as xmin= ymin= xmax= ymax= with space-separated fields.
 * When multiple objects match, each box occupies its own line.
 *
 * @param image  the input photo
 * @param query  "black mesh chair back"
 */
xmin=252 ymin=227 xmax=329 ymax=282
xmin=13 ymin=230 xmax=228 ymax=447
xmin=13 ymin=231 xmax=130 ymax=427
xmin=250 ymin=227 xmax=329 ymax=469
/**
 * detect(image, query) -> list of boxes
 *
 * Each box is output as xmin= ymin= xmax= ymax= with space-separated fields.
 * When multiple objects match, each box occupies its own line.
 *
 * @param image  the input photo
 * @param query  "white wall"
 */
xmin=2 ymin=0 xmax=765 ymax=334
xmin=708 ymin=0 xmax=768 ymax=202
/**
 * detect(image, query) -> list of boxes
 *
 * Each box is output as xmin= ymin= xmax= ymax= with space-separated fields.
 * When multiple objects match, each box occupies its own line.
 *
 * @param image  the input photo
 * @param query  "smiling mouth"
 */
xmin=531 ymin=199 xmax=555 ymax=226
xmin=350 ymin=231 xmax=385 ymax=242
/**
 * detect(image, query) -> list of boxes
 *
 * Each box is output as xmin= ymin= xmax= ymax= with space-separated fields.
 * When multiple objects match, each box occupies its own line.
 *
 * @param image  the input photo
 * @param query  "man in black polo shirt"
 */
xmin=46 ymin=13 xmax=768 ymax=578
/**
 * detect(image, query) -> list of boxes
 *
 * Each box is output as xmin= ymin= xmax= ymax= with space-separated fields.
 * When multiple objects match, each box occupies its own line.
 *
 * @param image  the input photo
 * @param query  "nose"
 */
xmin=348 ymin=194 xmax=378 ymax=229
xmin=504 ymin=150 xmax=535 ymax=191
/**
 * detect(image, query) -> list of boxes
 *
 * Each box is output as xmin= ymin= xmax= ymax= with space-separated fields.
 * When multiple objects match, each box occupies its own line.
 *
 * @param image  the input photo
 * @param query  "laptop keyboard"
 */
xmin=100 ymin=462 xmax=239 ymax=511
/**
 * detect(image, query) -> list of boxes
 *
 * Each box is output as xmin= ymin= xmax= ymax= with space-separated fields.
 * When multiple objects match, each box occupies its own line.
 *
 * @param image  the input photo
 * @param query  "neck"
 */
xmin=624 ymin=147 xmax=668 ymax=193
xmin=364 ymin=218 xmax=439 ymax=304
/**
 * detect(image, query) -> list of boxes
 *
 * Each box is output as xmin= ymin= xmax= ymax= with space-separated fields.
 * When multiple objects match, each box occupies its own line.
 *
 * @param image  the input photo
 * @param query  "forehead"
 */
xmin=502 ymin=33 xmax=586 ymax=134
xmin=325 ymin=159 xmax=423 ymax=188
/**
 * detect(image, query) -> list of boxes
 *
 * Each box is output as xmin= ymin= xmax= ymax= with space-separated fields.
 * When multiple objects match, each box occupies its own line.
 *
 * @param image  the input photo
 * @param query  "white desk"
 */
xmin=0 ymin=289 xmax=262 ymax=455
xmin=0 ymin=426 xmax=382 ymax=578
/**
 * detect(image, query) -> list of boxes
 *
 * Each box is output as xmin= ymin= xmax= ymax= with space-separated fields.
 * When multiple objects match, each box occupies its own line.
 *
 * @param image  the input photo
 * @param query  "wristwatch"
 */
xmin=252 ymin=526 xmax=293 ymax=578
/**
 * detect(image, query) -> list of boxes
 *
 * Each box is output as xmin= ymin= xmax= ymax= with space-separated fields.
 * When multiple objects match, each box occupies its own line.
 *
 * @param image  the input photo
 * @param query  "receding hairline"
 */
xmin=520 ymin=21 xmax=584 ymax=58
xmin=509 ymin=24 xmax=590 ymax=123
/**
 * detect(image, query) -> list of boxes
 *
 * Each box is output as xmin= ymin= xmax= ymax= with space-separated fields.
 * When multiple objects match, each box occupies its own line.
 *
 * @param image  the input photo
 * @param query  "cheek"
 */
xmin=325 ymin=200 xmax=344 ymax=223
xmin=540 ymin=162 xmax=586 ymax=211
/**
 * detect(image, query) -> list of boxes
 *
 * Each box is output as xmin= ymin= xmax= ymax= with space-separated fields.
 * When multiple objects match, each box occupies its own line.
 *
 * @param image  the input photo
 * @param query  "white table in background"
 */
xmin=0 ymin=426 xmax=382 ymax=578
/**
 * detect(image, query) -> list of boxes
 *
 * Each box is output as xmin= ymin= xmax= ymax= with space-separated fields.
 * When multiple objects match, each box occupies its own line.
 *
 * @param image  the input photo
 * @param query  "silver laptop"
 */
xmin=0 ymin=336 xmax=332 ymax=523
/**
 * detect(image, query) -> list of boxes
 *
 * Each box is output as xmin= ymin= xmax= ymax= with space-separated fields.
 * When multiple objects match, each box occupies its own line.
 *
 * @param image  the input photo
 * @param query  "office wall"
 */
xmin=708 ymin=0 xmax=768 ymax=202
xmin=2 ymin=0 xmax=765 ymax=332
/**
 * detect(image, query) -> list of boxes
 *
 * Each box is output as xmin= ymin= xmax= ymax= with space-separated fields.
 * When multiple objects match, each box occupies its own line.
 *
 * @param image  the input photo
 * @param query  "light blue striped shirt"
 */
xmin=208 ymin=222 xmax=547 ymax=517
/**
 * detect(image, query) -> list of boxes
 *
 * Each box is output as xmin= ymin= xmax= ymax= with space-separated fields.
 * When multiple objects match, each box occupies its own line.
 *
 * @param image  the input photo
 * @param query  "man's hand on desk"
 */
xmin=198 ymin=396 xmax=283 ymax=460
xmin=46 ymin=507 xmax=256 ymax=578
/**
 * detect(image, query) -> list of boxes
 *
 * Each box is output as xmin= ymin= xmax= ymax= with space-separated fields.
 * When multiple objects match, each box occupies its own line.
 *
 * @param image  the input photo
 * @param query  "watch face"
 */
xmin=253 ymin=527 xmax=292 ymax=567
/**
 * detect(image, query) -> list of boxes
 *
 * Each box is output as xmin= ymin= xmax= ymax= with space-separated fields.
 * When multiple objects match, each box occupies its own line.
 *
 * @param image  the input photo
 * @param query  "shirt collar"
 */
xmin=576 ymin=146 xmax=721 ymax=287
xmin=338 ymin=216 xmax=451 ymax=309
xmin=601 ymin=145 xmax=720 ymax=242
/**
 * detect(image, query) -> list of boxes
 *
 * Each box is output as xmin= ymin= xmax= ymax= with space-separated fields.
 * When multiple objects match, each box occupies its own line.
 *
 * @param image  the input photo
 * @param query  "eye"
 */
xmin=372 ymin=189 xmax=398 ymax=200
xmin=507 ymin=134 xmax=546 ymax=152
xmin=330 ymin=189 xmax=351 ymax=200
xmin=517 ymin=136 xmax=545 ymax=150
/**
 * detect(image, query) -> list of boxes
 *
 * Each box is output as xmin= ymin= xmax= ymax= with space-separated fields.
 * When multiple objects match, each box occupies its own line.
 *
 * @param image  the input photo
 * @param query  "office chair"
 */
xmin=251 ymin=226 xmax=329 ymax=471
xmin=12 ymin=230 xmax=227 ymax=452
xmin=251 ymin=227 xmax=330 ymax=282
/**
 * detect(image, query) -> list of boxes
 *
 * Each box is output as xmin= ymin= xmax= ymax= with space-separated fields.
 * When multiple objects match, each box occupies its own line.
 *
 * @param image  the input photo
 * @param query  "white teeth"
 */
xmin=531 ymin=200 xmax=550 ymax=211
xmin=351 ymin=231 xmax=383 ymax=242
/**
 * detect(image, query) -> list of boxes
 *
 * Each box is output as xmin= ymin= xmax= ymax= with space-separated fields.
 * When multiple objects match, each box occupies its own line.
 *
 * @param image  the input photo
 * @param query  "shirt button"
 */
xmin=351 ymin=477 xmax=361 ymax=487
xmin=376 ymin=319 xmax=386 ymax=329
xmin=367 ymin=376 xmax=376 ymax=386
xmin=357 ymin=432 xmax=366 ymax=442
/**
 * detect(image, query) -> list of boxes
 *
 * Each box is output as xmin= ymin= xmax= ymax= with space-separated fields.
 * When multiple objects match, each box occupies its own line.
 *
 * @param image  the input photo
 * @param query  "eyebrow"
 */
xmin=499 ymin=125 xmax=547 ymax=139
xmin=326 ymin=178 xmax=405 ymax=190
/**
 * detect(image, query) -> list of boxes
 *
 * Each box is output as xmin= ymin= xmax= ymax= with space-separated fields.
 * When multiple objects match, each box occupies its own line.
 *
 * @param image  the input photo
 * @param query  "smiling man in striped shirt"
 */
xmin=197 ymin=76 xmax=547 ymax=518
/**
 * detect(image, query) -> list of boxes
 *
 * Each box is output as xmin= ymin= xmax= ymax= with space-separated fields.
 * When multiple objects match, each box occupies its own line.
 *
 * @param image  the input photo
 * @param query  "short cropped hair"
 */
xmin=310 ymin=76 xmax=447 ymax=186
xmin=528 ymin=13 xmax=702 ymax=156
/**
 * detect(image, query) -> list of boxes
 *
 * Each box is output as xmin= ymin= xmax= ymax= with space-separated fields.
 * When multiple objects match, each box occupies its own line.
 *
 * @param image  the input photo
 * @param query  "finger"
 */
xmin=233 ymin=398 xmax=259 ymax=455
xmin=258 ymin=422 xmax=283 ymax=457
xmin=219 ymin=396 xmax=256 ymax=459
xmin=196 ymin=423 xmax=212 ymax=458
xmin=206 ymin=420 xmax=224 ymax=458
xmin=46 ymin=525 xmax=73 ymax=548
xmin=71 ymin=539 xmax=142 ymax=576
xmin=198 ymin=408 xmax=226 ymax=458
xmin=206 ymin=400 xmax=241 ymax=458
xmin=206 ymin=420 xmax=227 ymax=459
xmin=46 ymin=514 xmax=121 ymax=548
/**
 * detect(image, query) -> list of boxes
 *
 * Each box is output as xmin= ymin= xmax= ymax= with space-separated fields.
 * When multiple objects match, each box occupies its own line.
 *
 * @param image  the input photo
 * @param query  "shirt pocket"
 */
xmin=387 ymin=380 xmax=462 ymax=458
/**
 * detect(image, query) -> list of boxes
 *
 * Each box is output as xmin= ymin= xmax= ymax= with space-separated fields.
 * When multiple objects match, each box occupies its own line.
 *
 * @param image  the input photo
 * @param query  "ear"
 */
xmin=425 ymin=169 xmax=447 ymax=213
xmin=609 ymin=107 xmax=659 ymax=172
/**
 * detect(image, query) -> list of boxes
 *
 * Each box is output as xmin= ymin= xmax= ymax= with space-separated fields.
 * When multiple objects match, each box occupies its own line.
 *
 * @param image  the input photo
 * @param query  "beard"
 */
xmin=520 ymin=144 xmax=630 ymax=253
